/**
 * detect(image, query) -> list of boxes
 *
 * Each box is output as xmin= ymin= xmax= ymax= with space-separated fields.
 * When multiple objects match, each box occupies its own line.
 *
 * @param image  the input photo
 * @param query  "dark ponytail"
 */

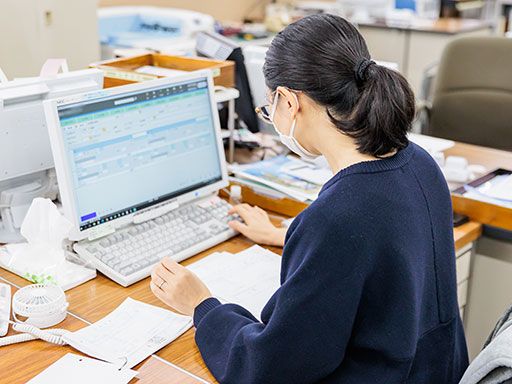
xmin=263 ymin=14 xmax=415 ymax=157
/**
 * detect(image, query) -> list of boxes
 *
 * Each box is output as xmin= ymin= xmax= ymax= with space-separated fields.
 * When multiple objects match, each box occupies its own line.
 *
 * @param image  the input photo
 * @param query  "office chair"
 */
xmin=422 ymin=37 xmax=512 ymax=151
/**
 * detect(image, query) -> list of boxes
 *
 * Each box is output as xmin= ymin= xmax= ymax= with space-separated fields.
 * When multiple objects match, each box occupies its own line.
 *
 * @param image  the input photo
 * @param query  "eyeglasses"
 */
xmin=255 ymin=91 xmax=278 ymax=124
xmin=255 ymin=89 xmax=299 ymax=124
xmin=255 ymin=104 xmax=273 ymax=124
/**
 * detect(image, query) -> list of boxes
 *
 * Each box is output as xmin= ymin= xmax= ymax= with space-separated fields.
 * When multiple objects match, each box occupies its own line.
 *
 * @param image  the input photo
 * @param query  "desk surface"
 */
xmin=1 ymin=139 xmax=509 ymax=383
xmin=0 ymin=220 xmax=482 ymax=384
xmin=445 ymin=141 xmax=512 ymax=172
xmin=0 ymin=236 xmax=283 ymax=383
xmin=360 ymin=18 xmax=492 ymax=34
xmin=445 ymin=141 xmax=512 ymax=230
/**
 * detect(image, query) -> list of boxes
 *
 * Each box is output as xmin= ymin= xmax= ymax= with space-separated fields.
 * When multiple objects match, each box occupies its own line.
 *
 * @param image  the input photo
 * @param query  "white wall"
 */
xmin=0 ymin=0 xmax=100 ymax=79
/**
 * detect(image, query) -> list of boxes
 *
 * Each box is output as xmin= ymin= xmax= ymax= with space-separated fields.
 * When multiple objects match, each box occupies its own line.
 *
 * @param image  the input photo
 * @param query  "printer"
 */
xmin=98 ymin=6 xmax=216 ymax=59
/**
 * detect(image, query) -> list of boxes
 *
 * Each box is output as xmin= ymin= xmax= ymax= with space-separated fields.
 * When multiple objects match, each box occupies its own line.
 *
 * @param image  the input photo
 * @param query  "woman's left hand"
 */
xmin=150 ymin=257 xmax=212 ymax=317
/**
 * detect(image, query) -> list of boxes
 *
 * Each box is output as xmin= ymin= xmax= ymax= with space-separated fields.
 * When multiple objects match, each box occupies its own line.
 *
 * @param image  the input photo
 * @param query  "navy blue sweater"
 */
xmin=193 ymin=142 xmax=469 ymax=384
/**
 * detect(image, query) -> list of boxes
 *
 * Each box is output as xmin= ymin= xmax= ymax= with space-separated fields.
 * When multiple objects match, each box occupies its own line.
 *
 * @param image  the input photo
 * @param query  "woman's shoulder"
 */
xmin=289 ymin=147 xmax=441 ymax=231
xmin=287 ymin=190 xmax=365 ymax=241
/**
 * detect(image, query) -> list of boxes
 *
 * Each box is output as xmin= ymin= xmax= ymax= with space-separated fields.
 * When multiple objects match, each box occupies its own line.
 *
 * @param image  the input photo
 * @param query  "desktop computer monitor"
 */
xmin=0 ymin=69 xmax=104 ymax=242
xmin=44 ymin=72 xmax=228 ymax=241
xmin=196 ymin=31 xmax=260 ymax=133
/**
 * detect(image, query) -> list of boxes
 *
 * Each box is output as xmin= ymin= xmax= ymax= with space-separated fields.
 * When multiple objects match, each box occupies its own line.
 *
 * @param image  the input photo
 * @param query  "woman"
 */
xmin=150 ymin=14 xmax=468 ymax=383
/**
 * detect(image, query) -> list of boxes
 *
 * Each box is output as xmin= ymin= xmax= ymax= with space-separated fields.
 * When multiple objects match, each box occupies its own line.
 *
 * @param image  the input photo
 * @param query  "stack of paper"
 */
xmin=231 ymin=156 xmax=331 ymax=202
xmin=408 ymin=133 xmax=455 ymax=153
xmin=188 ymin=245 xmax=281 ymax=319
xmin=135 ymin=65 xmax=186 ymax=78
xmin=230 ymin=134 xmax=455 ymax=203
xmin=464 ymin=174 xmax=512 ymax=208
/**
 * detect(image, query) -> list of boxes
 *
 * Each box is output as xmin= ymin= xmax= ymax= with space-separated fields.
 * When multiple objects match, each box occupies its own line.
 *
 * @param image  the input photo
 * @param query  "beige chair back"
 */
xmin=428 ymin=37 xmax=512 ymax=151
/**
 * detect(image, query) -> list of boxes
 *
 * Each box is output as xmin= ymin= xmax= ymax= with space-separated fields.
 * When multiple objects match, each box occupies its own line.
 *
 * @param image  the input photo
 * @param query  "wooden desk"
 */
xmin=0 ymin=279 xmax=211 ymax=384
xmin=445 ymin=141 xmax=512 ymax=231
xmin=0 ymin=235 xmax=283 ymax=384
xmin=0 ymin=219 xmax=480 ymax=384
xmin=445 ymin=141 xmax=512 ymax=172
xmin=1 ymin=140 xmax=508 ymax=383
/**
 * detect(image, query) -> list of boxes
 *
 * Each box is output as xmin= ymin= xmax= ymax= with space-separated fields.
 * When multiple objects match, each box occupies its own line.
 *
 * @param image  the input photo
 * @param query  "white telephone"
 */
xmin=0 ymin=283 xmax=70 ymax=347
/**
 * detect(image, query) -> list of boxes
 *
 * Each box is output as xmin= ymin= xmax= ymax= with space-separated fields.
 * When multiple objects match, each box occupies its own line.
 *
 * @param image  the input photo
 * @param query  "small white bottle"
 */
xmin=229 ymin=185 xmax=242 ymax=206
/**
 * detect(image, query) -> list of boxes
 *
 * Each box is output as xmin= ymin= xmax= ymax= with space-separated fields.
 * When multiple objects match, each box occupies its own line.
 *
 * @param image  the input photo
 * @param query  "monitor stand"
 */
xmin=0 ymin=171 xmax=59 ymax=243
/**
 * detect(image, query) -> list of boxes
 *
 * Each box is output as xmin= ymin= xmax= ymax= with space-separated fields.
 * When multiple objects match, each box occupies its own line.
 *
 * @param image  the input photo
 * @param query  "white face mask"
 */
xmin=270 ymin=92 xmax=319 ymax=161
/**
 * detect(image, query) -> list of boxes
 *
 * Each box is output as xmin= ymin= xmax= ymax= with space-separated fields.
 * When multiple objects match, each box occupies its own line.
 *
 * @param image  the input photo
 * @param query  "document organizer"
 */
xmin=90 ymin=54 xmax=235 ymax=88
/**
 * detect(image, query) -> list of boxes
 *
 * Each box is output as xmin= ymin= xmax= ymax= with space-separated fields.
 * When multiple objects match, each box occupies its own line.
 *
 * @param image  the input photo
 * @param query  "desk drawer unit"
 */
xmin=456 ymin=243 xmax=474 ymax=322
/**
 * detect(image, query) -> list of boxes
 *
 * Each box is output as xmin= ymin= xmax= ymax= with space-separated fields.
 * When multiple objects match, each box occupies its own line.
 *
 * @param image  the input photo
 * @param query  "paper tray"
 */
xmin=451 ymin=168 xmax=512 ymax=231
xmin=452 ymin=168 xmax=512 ymax=196
xmin=90 ymin=53 xmax=235 ymax=88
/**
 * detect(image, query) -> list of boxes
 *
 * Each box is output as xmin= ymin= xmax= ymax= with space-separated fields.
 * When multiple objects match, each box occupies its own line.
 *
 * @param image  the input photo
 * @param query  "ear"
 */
xmin=276 ymin=87 xmax=299 ymax=119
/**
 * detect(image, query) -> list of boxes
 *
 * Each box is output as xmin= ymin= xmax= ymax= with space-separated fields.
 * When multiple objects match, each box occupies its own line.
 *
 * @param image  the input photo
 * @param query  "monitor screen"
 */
xmin=56 ymin=77 xmax=223 ymax=231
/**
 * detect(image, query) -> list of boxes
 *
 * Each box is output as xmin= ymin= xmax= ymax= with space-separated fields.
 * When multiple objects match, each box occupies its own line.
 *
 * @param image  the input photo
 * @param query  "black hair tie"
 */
xmin=354 ymin=58 xmax=376 ymax=85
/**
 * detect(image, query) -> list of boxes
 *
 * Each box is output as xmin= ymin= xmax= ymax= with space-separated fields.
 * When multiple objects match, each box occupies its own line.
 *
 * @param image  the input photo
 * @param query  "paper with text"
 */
xmin=188 ymin=245 xmax=281 ymax=319
xmin=63 ymin=298 xmax=192 ymax=368
xmin=27 ymin=353 xmax=138 ymax=384
xmin=135 ymin=65 xmax=186 ymax=78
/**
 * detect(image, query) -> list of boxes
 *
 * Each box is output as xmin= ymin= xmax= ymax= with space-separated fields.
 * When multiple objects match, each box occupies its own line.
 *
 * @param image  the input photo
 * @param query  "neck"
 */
xmin=313 ymin=126 xmax=378 ymax=174
xmin=296 ymin=99 xmax=390 ymax=173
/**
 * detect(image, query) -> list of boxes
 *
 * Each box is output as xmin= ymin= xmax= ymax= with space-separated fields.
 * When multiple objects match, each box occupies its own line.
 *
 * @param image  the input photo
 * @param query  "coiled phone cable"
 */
xmin=0 ymin=321 xmax=70 ymax=346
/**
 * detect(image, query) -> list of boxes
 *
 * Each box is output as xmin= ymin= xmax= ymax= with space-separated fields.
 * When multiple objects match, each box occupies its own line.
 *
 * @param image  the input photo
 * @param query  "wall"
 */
xmin=99 ymin=0 xmax=269 ymax=22
xmin=0 ymin=0 xmax=100 ymax=78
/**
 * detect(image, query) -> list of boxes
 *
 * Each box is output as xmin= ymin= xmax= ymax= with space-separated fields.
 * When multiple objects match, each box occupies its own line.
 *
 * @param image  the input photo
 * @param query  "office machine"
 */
xmin=98 ymin=6 xmax=215 ymax=59
xmin=45 ymin=73 xmax=239 ymax=287
xmin=196 ymin=31 xmax=260 ymax=134
xmin=338 ymin=0 xmax=440 ymax=22
xmin=0 ymin=283 xmax=71 ymax=347
xmin=337 ymin=0 xmax=395 ymax=22
xmin=0 ymin=69 xmax=104 ymax=243
xmin=400 ymin=0 xmax=440 ymax=19
xmin=242 ymin=46 xmax=268 ymax=111
xmin=294 ymin=1 xmax=344 ymax=16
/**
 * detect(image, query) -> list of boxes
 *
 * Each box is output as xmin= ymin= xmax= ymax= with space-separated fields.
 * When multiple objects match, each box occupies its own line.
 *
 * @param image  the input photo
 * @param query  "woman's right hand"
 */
xmin=228 ymin=204 xmax=287 ymax=247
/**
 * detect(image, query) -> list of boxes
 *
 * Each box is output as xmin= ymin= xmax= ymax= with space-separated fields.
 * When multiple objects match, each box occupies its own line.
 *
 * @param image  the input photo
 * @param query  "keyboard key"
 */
xmin=120 ymin=266 xmax=134 ymax=276
xmin=79 ymin=198 xmax=239 ymax=285
xmin=99 ymin=239 xmax=111 ymax=248
xmin=131 ymin=262 xmax=141 ymax=271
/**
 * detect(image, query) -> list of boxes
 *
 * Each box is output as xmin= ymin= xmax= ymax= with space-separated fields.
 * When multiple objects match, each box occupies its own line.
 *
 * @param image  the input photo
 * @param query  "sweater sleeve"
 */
xmin=193 ymin=212 xmax=368 ymax=384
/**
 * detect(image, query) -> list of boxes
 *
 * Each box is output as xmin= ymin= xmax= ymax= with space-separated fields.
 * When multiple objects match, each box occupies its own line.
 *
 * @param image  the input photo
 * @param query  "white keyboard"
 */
xmin=74 ymin=196 xmax=239 ymax=287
